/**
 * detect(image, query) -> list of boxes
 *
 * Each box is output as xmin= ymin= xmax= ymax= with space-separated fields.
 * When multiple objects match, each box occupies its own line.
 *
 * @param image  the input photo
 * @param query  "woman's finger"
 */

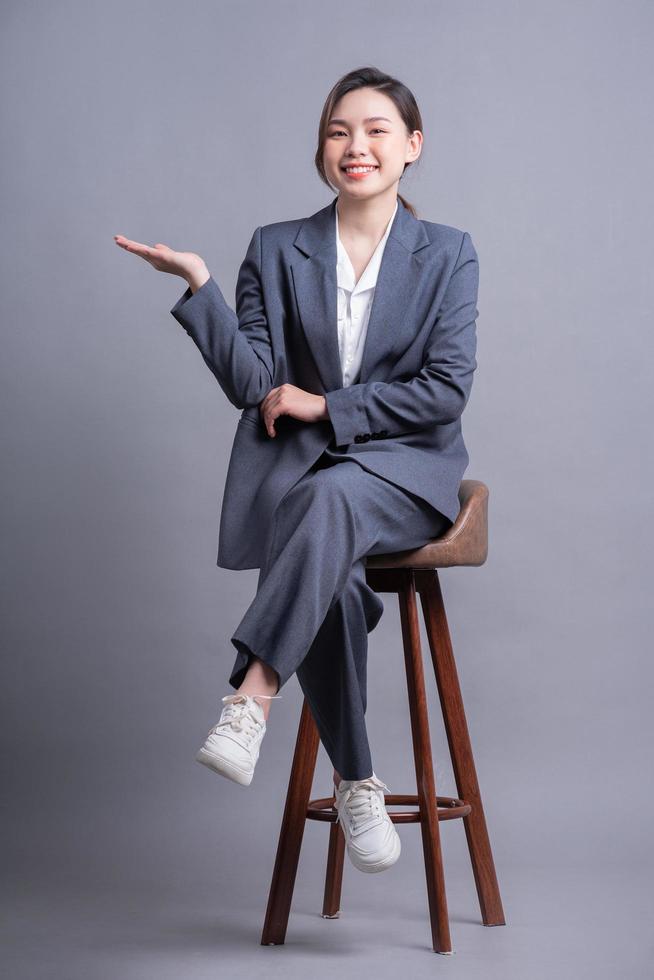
xmin=113 ymin=235 xmax=157 ymax=260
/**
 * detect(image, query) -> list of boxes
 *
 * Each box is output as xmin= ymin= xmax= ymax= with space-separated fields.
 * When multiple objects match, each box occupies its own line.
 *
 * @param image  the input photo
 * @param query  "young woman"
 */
xmin=114 ymin=66 xmax=479 ymax=875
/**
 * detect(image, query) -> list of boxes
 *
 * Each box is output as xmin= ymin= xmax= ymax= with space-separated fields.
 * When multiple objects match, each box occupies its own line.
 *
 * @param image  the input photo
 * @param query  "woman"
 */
xmin=114 ymin=66 xmax=479 ymax=875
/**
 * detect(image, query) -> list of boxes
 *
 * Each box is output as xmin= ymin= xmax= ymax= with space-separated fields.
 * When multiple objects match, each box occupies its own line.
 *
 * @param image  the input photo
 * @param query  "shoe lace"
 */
xmin=336 ymin=774 xmax=391 ymax=831
xmin=210 ymin=693 xmax=282 ymax=741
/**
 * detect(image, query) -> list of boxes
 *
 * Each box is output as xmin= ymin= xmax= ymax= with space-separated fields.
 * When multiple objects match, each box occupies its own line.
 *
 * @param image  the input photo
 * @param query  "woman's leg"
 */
xmin=227 ymin=457 xmax=451 ymax=776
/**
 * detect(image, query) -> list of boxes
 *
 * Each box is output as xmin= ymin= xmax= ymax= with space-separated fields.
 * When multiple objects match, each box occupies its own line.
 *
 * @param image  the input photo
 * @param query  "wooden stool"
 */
xmin=261 ymin=479 xmax=505 ymax=954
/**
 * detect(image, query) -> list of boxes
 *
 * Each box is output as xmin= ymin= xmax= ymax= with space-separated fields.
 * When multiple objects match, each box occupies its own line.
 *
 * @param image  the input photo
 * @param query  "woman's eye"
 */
xmin=328 ymin=129 xmax=387 ymax=137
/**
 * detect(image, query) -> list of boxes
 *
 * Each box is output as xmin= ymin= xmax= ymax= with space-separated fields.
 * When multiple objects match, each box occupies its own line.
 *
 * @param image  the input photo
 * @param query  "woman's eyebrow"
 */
xmin=327 ymin=116 xmax=393 ymax=126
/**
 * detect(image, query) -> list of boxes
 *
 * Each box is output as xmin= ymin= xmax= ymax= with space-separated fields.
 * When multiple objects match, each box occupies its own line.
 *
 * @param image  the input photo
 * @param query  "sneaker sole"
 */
xmin=195 ymin=746 xmax=254 ymax=786
xmin=348 ymin=828 xmax=402 ymax=873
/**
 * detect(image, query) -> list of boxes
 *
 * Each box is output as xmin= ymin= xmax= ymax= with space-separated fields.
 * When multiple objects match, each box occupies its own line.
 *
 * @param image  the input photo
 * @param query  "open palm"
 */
xmin=113 ymin=235 xmax=204 ymax=281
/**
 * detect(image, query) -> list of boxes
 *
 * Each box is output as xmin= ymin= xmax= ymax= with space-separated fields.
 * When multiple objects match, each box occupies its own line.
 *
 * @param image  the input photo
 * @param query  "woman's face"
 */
xmin=323 ymin=88 xmax=422 ymax=202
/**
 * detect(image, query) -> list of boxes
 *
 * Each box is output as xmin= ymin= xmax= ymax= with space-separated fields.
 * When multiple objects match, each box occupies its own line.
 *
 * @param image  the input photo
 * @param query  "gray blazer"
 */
xmin=170 ymin=196 xmax=479 ymax=570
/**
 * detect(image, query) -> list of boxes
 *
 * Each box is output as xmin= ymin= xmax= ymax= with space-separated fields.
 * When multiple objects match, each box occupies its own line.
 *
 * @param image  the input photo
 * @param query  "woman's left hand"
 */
xmin=259 ymin=384 xmax=328 ymax=438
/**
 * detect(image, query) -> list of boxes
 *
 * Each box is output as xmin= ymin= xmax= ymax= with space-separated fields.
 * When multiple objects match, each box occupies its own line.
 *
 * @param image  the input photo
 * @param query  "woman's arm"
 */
xmin=324 ymin=232 xmax=479 ymax=445
xmin=170 ymin=226 xmax=275 ymax=409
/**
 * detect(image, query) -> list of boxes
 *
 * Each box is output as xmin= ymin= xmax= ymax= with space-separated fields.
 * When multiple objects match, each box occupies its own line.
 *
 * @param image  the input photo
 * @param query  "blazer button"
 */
xmin=363 ymin=433 xmax=371 ymax=442
xmin=379 ymin=429 xmax=389 ymax=437
xmin=354 ymin=434 xmax=364 ymax=443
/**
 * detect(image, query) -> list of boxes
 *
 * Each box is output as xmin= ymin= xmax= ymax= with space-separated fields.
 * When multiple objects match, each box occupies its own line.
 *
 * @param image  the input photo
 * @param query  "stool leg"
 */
xmin=418 ymin=569 xmax=506 ymax=927
xmin=321 ymin=815 xmax=346 ymax=918
xmin=398 ymin=570 xmax=453 ymax=954
xmin=321 ymin=766 xmax=345 ymax=917
xmin=261 ymin=697 xmax=320 ymax=946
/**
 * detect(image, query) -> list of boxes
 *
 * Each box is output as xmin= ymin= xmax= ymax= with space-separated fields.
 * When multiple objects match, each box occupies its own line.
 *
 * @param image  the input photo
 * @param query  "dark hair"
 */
xmin=314 ymin=66 xmax=423 ymax=217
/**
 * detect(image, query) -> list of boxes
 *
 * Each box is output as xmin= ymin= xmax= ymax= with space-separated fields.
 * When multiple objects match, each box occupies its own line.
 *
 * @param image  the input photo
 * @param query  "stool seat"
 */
xmin=366 ymin=479 xmax=488 ymax=569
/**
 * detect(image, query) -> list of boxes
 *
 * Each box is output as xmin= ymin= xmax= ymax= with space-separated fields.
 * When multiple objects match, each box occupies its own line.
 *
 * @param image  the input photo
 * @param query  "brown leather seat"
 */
xmin=366 ymin=479 xmax=489 ymax=569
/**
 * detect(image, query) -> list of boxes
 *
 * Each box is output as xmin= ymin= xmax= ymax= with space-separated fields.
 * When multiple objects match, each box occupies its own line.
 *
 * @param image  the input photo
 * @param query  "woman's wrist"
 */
xmin=186 ymin=262 xmax=210 ymax=294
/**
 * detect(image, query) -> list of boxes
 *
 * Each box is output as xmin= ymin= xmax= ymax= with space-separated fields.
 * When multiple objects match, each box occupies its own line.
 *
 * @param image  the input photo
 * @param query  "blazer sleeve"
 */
xmin=324 ymin=231 xmax=479 ymax=445
xmin=170 ymin=225 xmax=274 ymax=409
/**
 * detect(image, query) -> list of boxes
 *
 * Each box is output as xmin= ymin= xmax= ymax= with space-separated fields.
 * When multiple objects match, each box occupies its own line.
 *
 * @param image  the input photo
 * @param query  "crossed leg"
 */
xmin=227 ymin=455 xmax=451 ymax=779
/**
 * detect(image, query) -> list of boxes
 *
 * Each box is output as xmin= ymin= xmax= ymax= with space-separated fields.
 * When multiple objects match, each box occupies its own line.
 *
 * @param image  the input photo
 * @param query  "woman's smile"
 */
xmin=341 ymin=164 xmax=380 ymax=180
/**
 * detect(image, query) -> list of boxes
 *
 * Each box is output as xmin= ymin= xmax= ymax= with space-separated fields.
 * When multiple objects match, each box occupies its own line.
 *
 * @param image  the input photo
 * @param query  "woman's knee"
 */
xmin=278 ymin=465 xmax=357 ymax=521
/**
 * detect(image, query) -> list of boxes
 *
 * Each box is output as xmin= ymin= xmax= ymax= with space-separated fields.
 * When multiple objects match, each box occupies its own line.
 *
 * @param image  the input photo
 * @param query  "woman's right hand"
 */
xmin=113 ymin=235 xmax=209 ymax=289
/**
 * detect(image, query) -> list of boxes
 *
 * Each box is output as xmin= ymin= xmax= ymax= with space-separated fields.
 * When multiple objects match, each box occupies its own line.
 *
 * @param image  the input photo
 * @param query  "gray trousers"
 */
xmin=228 ymin=446 xmax=451 ymax=780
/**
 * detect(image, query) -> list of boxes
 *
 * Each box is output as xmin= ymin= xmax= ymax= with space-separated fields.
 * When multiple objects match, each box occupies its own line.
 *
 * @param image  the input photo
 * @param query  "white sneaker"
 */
xmin=333 ymin=772 xmax=401 ymax=873
xmin=195 ymin=693 xmax=281 ymax=786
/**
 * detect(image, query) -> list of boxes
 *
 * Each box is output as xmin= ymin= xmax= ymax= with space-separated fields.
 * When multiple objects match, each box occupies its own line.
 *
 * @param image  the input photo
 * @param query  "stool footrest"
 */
xmin=307 ymin=792 xmax=471 ymax=823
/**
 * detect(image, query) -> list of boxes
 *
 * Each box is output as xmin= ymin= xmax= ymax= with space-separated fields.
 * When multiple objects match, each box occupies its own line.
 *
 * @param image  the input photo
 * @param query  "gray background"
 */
xmin=2 ymin=1 xmax=652 ymax=977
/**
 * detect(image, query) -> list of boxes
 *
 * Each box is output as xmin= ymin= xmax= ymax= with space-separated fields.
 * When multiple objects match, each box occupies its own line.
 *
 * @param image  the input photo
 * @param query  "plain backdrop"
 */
xmin=2 ymin=1 xmax=653 ymax=978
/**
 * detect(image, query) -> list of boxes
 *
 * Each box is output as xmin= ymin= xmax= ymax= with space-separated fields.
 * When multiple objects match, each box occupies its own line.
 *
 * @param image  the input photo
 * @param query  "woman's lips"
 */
xmin=341 ymin=166 xmax=379 ymax=180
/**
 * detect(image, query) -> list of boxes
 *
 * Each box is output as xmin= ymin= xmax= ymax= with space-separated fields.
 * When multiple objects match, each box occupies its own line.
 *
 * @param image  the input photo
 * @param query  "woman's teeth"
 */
xmin=342 ymin=165 xmax=379 ymax=179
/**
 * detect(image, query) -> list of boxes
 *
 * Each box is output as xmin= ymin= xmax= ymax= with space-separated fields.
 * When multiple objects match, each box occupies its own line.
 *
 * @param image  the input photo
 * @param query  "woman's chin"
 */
xmin=337 ymin=181 xmax=394 ymax=202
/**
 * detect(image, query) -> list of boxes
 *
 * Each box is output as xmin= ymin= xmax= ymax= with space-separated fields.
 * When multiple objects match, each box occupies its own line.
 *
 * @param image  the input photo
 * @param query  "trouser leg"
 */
xmin=228 ymin=460 xmax=368 ymax=693
xmin=295 ymin=556 xmax=384 ymax=780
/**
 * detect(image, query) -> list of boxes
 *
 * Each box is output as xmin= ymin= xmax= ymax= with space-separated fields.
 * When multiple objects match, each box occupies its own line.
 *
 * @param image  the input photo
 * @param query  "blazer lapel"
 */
xmin=290 ymin=196 xmax=431 ymax=392
xmin=290 ymin=199 xmax=342 ymax=392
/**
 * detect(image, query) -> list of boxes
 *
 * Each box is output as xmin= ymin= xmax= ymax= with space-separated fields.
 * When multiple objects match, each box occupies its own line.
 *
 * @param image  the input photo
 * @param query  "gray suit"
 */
xmin=170 ymin=196 xmax=479 ymax=779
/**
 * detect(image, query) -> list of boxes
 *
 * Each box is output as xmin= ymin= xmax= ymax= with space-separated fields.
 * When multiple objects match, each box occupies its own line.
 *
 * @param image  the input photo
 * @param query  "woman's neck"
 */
xmin=335 ymin=190 xmax=398 ymax=245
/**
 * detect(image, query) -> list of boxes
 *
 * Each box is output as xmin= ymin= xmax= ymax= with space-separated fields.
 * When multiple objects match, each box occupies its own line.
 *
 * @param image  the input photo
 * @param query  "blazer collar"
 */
xmin=290 ymin=196 xmax=431 ymax=392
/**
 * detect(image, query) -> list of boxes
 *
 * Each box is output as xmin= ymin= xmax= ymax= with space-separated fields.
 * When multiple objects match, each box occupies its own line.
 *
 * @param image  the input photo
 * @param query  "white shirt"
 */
xmin=335 ymin=199 xmax=398 ymax=386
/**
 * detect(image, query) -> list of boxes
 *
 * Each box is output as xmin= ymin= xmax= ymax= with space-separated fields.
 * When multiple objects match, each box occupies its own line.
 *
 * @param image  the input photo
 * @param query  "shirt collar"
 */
xmin=336 ymin=199 xmax=398 ymax=295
